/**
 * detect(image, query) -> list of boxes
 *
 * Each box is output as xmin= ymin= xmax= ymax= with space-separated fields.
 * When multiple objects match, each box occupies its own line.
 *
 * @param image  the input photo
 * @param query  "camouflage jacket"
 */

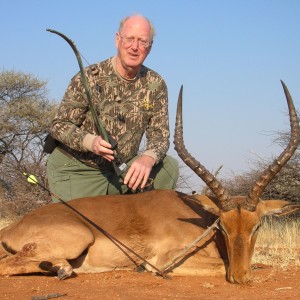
xmin=50 ymin=57 xmax=170 ymax=169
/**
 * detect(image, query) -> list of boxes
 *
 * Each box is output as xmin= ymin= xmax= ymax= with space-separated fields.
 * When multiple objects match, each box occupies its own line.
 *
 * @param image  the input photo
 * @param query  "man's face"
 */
xmin=115 ymin=16 xmax=152 ymax=72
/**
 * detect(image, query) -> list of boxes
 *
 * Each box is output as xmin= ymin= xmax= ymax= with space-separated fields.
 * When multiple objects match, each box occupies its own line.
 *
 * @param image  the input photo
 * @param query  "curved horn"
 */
xmin=174 ymin=86 xmax=233 ymax=211
xmin=245 ymin=81 xmax=300 ymax=211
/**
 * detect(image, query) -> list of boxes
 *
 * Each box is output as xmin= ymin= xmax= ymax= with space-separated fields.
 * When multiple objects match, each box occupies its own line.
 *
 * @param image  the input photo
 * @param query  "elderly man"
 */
xmin=47 ymin=15 xmax=179 ymax=201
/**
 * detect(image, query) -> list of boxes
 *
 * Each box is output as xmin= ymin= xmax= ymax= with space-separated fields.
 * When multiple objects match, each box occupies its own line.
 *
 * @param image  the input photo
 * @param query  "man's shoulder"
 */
xmin=140 ymin=65 xmax=167 ymax=90
xmin=141 ymin=65 xmax=165 ymax=81
xmin=86 ymin=57 xmax=113 ymax=76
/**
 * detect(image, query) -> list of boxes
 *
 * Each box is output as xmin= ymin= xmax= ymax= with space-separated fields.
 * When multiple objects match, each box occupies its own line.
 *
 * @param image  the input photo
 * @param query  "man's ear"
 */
xmin=146 ymin=41 xmax=153 ymax=54
xmin=115 ymin=32 xmax=120 ymax=48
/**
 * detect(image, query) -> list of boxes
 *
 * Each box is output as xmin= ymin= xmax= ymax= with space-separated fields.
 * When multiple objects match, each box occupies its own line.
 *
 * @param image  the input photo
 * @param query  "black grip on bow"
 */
xmin=47 ymin=28 xmax=128 ymax=177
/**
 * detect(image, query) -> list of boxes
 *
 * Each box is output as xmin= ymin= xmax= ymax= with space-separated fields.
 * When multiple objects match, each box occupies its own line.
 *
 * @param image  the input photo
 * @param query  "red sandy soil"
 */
xmin=0 ymin=264 xmax=299 ymax=300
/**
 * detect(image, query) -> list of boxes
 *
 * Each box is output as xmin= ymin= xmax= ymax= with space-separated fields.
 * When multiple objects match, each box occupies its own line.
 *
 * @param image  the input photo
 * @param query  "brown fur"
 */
xmin=0 ymin=190 xmax=298 ymax=283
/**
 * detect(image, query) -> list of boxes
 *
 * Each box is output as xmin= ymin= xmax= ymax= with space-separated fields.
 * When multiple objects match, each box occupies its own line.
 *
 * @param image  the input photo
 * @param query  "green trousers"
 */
xmin=46 ymin=147 xmax=179 ymax=202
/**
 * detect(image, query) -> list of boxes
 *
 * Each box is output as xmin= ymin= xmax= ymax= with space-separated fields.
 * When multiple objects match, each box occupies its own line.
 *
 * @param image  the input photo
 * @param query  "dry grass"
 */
xmin=253 ymin=217 xmax=300 ymax=268
xmin=0 ymin=198 xmax=22 ymax=229
xmin=0 ymin=218 xmax=14 ymax=230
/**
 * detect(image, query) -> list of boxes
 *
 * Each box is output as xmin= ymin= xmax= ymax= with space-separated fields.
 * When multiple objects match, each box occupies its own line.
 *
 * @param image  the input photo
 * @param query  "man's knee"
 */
xmin=153 ymin=155 xmax=179 ymax=190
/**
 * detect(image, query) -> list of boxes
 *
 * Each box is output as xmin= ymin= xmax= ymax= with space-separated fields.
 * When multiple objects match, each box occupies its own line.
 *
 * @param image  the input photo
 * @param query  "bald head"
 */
xmin=118 ymin=15 xmax=155 ymax=41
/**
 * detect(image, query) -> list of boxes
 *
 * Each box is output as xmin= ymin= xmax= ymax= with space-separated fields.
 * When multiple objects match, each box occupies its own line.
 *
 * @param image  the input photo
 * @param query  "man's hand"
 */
xmin=91 ymin=136 xmax=115 ymax=161
xmin=124 ymin=155 xmax=155 ymax=191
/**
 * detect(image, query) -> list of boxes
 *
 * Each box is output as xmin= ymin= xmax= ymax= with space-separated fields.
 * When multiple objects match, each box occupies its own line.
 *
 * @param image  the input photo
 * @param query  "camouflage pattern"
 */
xmin=50 ymin=57 xmax=170 ymax=169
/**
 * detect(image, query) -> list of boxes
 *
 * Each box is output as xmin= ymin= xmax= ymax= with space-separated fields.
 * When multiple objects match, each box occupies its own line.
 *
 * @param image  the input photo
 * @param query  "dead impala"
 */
xmin=0 ymin=81 xmax=299 ymax=283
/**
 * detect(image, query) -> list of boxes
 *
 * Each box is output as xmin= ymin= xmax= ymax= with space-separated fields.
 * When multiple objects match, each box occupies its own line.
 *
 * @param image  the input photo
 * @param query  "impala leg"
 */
xmin=154 ymin=247 xmax=226 ymax=276
xmin=0 ymin=256 xmax=73 ymax=279
xmin=39 ymin=259 xmax=73 ymax=279
xmin=0 ymin=243 xmax=73 ymax=279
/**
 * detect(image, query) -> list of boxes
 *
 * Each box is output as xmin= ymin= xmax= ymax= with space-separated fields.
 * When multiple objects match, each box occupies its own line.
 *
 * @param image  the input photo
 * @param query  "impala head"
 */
xmin=174 ymin=81 xmax=300 ymax=283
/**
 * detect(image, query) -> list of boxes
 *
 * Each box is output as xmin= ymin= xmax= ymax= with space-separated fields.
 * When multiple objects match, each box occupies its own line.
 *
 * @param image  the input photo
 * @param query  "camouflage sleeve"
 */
xmin=50 ymin=73 xmax=92 ymax=151
xmin=143 ymin=79 xmax=170 ymax=163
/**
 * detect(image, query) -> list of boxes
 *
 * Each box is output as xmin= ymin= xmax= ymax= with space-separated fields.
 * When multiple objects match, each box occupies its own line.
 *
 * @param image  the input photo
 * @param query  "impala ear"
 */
xmin=194 ymin=195 xmax=221 ymax=216
xmin=258 ymin=200 xmax=300 ymax=217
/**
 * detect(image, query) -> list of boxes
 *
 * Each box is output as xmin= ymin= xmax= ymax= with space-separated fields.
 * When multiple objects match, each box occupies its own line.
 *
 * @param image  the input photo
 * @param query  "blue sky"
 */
xmin=1 ymin=1 xmax=300 ymax=191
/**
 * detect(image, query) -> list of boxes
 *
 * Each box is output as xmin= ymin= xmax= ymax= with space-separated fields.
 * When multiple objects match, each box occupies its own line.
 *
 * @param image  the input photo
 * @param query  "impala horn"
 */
xmin=174 ymin=85 xmax=233 ymax=211
xmin=245 ymin=81 xmax=300 ymax=211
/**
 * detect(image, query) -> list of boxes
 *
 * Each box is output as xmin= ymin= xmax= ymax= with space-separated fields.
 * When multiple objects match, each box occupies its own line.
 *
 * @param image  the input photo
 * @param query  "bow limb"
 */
xmin=46 ymin=28 xmax=109 ymax=142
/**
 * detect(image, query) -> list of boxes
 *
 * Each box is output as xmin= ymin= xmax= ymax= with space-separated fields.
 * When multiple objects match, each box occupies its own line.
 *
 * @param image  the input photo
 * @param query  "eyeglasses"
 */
xmin=120 ymin=35 xmax=152 ymax=49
